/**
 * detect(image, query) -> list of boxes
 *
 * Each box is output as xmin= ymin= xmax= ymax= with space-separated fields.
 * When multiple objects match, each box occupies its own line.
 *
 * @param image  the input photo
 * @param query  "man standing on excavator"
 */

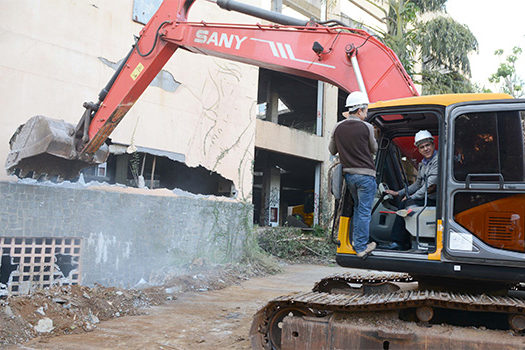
xmin=329 ymin=91 xmax=378 ymax=258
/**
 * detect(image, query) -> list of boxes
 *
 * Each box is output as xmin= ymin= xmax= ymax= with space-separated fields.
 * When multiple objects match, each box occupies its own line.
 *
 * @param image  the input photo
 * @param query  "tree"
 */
xmin=417 ymin=16 xmax=478 ymax=94
xmin=488 ymin=47 xmax=524 ymax=98
xmin=365 ymin=0 xmax=478 ymax=94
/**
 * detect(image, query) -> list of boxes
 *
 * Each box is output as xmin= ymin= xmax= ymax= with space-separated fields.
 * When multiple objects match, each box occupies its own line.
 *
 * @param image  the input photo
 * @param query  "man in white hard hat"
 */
xmin=329 ymin=91 xmax=377 ymax=258
xmin=384 ymin=129 xmax=438 ymax=250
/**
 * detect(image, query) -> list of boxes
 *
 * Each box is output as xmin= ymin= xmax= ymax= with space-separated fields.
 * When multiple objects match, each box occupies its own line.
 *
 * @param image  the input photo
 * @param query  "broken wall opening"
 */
xmin=257 ymin=68 xmax=319 ymax=133
xmin=81 ymin=148 xmax=235 ymax=197
xmin=253 ymin=148 xmax=319 ymax=227
xmin=0 ymin=237 xmax=81 ymax=296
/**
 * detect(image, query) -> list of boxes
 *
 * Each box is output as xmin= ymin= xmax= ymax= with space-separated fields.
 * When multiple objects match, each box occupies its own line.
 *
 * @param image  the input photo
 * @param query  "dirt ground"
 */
xmin=3 ymin=264 xmax=350 ymax=350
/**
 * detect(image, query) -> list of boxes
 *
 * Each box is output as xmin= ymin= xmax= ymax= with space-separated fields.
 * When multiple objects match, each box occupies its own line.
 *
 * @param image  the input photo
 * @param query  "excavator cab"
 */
xmin=370 ymin=117 xmax=440 ymax=251
xmin=255 ymin=94 xmax=525 ymax=349
xmin=334 ymin=94 xmax=525 ymax=285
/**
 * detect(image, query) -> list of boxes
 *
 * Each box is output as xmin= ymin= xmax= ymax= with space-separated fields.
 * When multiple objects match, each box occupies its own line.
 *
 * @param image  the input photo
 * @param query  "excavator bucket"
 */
xmin=5 ymin=115 xmax=108 ymax=180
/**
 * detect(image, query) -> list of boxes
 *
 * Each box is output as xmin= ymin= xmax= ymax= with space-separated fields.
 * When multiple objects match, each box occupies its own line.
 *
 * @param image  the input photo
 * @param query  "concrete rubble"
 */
xmin=0 ymin=283 xmax=166 ymax=345
xmin=0 ymin=262 xmax=264 ymax=346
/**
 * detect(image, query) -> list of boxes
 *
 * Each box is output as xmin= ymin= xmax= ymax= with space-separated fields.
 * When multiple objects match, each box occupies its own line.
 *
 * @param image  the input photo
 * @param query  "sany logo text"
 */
xmin=193 ymin=29 xmax=336 ymax=69
xmin=194 ymin=30 xmax=247 ymax=50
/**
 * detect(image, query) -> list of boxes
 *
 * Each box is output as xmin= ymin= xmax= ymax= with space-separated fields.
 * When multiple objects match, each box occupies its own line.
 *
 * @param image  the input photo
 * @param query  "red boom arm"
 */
xmin=83 ymin=0 xmax=417 ymax=155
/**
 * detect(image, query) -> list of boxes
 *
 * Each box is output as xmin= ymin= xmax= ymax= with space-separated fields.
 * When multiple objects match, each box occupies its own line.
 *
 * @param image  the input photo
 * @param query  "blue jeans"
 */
xmin=344 ymin=173 xmax=377 ymax=253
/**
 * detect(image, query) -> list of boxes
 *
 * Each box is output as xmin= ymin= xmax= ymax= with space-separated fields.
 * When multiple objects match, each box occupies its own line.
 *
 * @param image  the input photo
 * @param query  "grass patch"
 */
xmin=241 ymin=225 xmax=283 ymax=275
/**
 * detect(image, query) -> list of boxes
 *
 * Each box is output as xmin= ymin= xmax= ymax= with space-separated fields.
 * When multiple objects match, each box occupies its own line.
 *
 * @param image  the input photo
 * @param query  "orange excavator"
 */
xmin=5 ymin=0 xmax=525 ymax=349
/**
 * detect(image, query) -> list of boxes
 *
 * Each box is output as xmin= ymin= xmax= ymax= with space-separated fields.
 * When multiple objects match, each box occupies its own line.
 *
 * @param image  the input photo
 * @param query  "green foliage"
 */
xmin=488 ymin=46 xmax=524 ymax=98
xmin=366 ymin=0 xmax=418 ymax=74
xmin=410 ymin=0 xmax=447 ymax=12
xmin=367 ymin=0 xmax=478 ymax=94
xmin=239 ymin=208 xmax=282 ymax=275
xmin=311 ymin=225 xmax=329 ymax=237
xmin=129 ymin=152 xmax=141 ymax=186
xmin=257 ymin=226 xmax=336 ymax=263
xmin=416 ymin=17 xmax=478 ymax=75
xmin=421 ymin=70 xmax=476 ymax=94
xmin=241 ymin=230 xmax=282 ymax=274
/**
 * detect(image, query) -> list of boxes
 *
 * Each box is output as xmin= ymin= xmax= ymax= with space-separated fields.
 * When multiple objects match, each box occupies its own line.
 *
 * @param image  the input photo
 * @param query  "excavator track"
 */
xmin=313 ymin=272 xmax=414 ymax=294
xmin=267 ymin=289 xmax=525 ymax=315
xmin=250 ymin=274 xmax=525 ymax=349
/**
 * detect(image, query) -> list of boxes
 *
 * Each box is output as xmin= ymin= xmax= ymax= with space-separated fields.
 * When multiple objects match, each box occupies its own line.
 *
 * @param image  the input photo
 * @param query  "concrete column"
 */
xmin=326 ymin=0 xmax=341 ymax=21
xmin=265 ymin=83 xmax=279 ymax=124
xmin=313 ymin=163 xmax=321 ymax=226
xmin=319 ymin=84 xmax=340 ymax=226
xmin=316 ymin=0 xmax=325 ymax=136
xmin=271 ymin=0 xmax=282 ymax=13
xmin=114 ymin=154 xmax=129 ymax=185
xmin=316 ymin=81 xmax=324 ymax=136
xmin=261 ymin=166 xmax=281 ymax=226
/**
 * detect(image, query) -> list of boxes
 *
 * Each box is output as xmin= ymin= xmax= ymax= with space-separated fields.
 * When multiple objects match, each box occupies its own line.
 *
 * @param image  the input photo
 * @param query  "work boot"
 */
xmin=356 ymin=242 xmax=376 ymax=259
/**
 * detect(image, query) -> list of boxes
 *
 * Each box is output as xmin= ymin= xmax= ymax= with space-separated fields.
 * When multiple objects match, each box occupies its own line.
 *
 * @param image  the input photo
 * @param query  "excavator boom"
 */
xmin=5 ymin=0 xmax=417 ymax=179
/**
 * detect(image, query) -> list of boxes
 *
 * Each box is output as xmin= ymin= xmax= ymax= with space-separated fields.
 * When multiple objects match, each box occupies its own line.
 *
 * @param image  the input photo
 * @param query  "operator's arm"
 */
xmin=397 ymin=163 xmax=422 ymax=198
xmin=328 ymin=123 xmax=340 ymax=155
xmin=397 ymin=181 xmax=419 ymax=199
xmin=400 ymin=155 xmax=439 ymax=200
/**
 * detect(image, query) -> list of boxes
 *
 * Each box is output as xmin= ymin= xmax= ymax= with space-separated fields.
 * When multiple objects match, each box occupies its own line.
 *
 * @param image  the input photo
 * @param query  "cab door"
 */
xmin=444 ymin=101 xmax=525 ymax=264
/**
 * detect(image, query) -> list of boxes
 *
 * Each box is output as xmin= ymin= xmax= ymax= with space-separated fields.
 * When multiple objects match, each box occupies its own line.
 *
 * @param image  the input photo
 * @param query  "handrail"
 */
xmin=465 ymin=173 xmax=504 ymax=189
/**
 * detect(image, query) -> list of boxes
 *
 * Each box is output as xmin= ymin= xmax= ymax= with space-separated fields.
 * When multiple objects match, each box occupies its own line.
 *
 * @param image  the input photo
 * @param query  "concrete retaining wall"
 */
xmin=0 ymin=181 xmax=252 ymax=289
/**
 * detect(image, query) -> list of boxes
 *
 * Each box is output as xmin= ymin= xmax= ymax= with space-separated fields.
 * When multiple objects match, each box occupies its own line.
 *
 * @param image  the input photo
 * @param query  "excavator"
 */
xmin=5 ymin=0 xmax=525 ymax=348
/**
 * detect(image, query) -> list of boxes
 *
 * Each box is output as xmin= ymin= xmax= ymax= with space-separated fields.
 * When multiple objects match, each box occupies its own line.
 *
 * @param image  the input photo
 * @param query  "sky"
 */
xmin=446 ymin=0 xmax=525 ymax=90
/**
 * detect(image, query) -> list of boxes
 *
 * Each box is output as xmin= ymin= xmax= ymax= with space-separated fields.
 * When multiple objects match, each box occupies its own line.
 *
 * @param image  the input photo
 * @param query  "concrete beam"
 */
xmin=255 ymin=119 xmax=325 ymax=161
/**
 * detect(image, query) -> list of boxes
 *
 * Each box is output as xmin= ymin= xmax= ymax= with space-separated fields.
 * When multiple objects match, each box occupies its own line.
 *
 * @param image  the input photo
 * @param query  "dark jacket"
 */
xmin=328 ymin=115 xmax=377 ymax=177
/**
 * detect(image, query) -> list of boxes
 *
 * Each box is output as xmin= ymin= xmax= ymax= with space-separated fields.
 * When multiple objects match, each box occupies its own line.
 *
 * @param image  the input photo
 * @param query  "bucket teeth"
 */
xmin=17 ymin=168 xmax=31 ymax=179
xmin=10 ymin=168 xmax=59 ymax=182
xmin=34 ymin=173 xmax=50 ymax=181
xmin=5 ymin=115 xmax=109 ymax=180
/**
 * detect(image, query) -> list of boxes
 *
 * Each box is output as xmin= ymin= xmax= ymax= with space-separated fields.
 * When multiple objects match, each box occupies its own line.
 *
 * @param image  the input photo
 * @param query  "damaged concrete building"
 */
xmin=0 ymin=0 xmax=386 ymax=292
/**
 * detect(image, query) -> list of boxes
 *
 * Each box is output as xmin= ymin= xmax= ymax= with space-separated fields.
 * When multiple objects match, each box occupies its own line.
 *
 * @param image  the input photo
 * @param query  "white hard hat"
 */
xmin=414 ymin=130 xmax=434 ymax=146
xmin=345 ymin=91 xmax=369 ymax=108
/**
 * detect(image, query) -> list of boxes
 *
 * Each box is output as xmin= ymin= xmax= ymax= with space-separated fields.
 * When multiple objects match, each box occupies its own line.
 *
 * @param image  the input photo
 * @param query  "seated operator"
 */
xmin=383 ymin=130 xmax=438 ymax=250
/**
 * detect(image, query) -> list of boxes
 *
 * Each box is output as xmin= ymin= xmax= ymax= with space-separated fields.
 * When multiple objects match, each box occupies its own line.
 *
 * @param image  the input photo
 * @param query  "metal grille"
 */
xmin=486 ymin=212 xmax=513 ymax=242
xmin=0 ymin=237 xmax=82 ymax=296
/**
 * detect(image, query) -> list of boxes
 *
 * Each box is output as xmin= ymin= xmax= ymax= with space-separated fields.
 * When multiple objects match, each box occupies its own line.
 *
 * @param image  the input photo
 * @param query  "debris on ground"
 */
xmin=0 ymin=283 xmax=165 ymax=345
xmin=0 ymin=261 xmax=278 ymax=346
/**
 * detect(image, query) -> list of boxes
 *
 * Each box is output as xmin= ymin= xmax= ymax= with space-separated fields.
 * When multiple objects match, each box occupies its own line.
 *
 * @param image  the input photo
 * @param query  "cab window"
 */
xmin=453 ymin=111 xmax=525 ymax=182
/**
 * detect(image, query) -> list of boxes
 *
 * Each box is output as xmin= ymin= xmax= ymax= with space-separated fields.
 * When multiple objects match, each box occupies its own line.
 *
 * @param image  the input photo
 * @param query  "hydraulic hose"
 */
xmin=214 ymin=0 xmax=309 ymax=26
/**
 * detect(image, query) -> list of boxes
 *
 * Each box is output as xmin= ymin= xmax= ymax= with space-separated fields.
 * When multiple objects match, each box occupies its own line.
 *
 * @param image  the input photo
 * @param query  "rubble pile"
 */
xmin=0 ymin=261 xmax=273 ymax=346
xmin=0 ymin=284 xmax=166 ymax=345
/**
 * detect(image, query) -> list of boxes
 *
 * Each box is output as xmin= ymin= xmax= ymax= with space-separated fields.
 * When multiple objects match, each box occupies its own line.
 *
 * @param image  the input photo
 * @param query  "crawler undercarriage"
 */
xmin=250 ymin=272 xmax=525 ymax=349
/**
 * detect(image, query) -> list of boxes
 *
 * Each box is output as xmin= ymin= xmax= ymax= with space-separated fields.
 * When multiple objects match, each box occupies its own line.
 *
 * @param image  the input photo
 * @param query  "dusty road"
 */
xmin=10 ymin=264 xmax=352 ymax=350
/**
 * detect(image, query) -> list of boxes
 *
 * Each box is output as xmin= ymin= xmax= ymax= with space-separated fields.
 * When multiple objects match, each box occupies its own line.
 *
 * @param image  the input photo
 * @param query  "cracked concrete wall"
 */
xmin=0 ymin=0 xmax=260 ymax=201
xmin=0 ymin=181 xmax=252 ymax=288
